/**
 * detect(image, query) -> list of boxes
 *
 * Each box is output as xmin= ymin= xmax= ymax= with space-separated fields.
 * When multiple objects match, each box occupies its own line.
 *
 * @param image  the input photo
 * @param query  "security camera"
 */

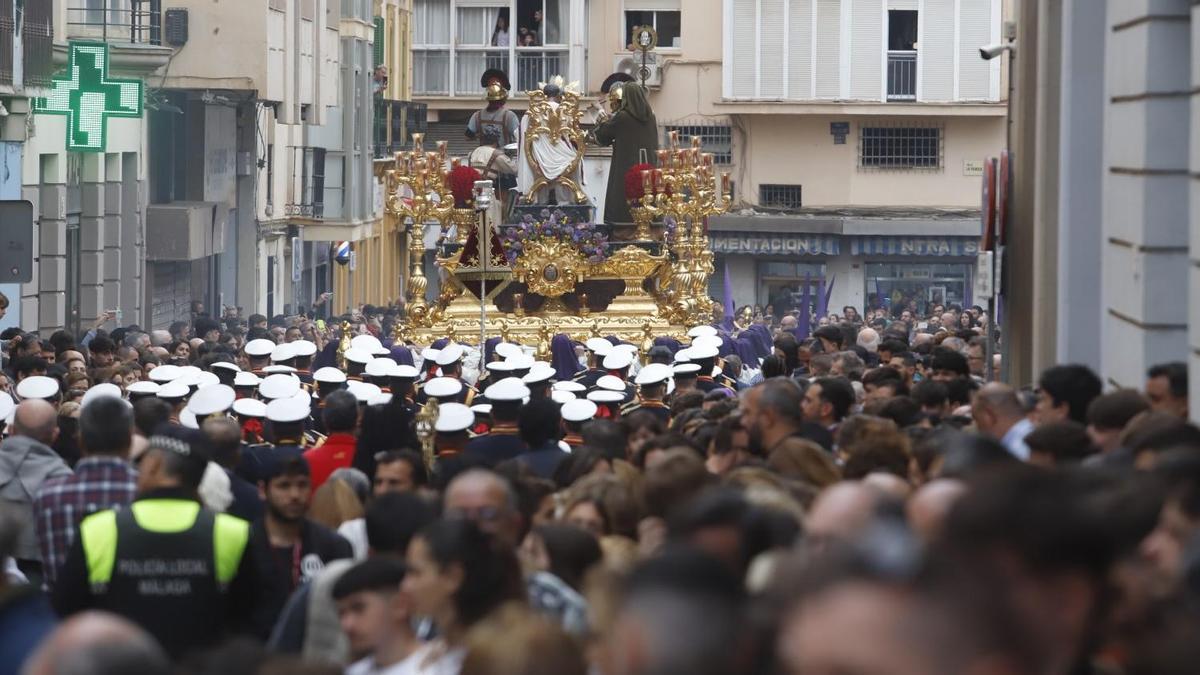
xmin=980 ymin=42 xmax=1013 ymax=60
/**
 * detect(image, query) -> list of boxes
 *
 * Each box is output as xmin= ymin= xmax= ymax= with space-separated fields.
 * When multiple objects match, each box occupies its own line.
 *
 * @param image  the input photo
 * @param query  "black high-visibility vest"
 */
xmin=79 ymin=500 xmax=249 ymax=658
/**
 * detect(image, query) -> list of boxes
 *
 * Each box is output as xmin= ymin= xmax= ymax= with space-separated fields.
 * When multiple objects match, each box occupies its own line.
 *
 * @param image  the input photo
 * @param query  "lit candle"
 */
xmin=657 ymin=149 xmax=670 ymax=167
xmin=450 ymin=157 xmax=461 ymax=169
xmin=668 ymin=130 xmax=680 ymax=149
xmin=641 ymin=169 xmax=652 ymax=197
xmin=654 ymin=169 xmax=664 ymax=192
xmin=721 ymin=172 xmax=731 ymax=195
xmin=412 ymin=133 xmax=424 ymax=153
xmin=703 ymin=153 xmax=714 ymax=167
xmin=691 ymin=136 xmax=702 ymax=151
xmin=437 ymin=140 xmax=448 ymax=164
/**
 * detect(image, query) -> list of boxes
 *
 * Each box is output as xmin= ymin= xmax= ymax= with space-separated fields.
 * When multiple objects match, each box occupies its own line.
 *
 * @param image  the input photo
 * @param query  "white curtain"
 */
xmin=414 ymin=0 xmax=451 ymax=44
xmin=544 ymin=0 xmax=568 ymax=45
xmin=457 ymin=6 xmax=500 ymax=46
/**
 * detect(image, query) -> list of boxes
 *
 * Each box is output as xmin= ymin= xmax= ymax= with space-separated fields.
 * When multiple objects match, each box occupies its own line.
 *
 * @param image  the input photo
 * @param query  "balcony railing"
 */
xmin=66 ymin=0 xmax=162 ymax=46
xmin=887 ymin=50 xmax=917 ymax=102
xmin=413 ymin=48 xmax=569 ymax=97
xmin=374 ymin=99 xmax=428 ymax=159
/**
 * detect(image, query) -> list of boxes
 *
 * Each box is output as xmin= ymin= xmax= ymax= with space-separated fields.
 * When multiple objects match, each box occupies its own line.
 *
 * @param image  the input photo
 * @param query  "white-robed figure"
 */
xmin=517 ymin=76 xmax=587 ymax=204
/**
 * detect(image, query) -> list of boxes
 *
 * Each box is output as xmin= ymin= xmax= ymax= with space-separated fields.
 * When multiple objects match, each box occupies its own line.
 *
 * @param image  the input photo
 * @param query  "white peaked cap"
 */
xmin=602 ymin=350 xmax=634 ymax=370
xmin=687 ymin=325 xmax=718 ymax=338
xmin=270 ymin=342 xmax=296 ymax=362
xmin=561 ymin=399 xmax=599 ymax=422
xmin=484 ymin=377 xmax=531 ymax=402
xmin=126 ymin=381 xmax=161 ymax=396
xmin=551 ymin=390 xmax=577 ymax=404
xmin=245 ymin=339 xmax=276 ymax=357
xmin=351 ymin=334 xmax=384 ymax=353
xmin=435 ymin=403 xmax=475 ymax=433
xmin=234 ymin=371 xmax=262 ymax=388
xmin=291 ymin=340 xmax=318 ymax=357
xmin=344 ymin=347 xmax=374 ymax=365
xmin=232 ymin=398 xmax=267 ymax=418
xmin=149 ymin=365 xmax=182 ymax=383
xmin=187 ymin=385 xmax=236 ymax=416
xmin=585 ymin=338 xmax=613 ymax=356
xmin=522 ymin=364 xmax=556 ymax=385
xmin=266 ymin=396 xmax=311 ymax=423
xmin=635 ymin=363 xmax=673 ymax=386
xmin=596 ymin=375 xmax=626 ymax=392
xmin=259 ymin=374 xmax=302 ymax=400
xmin=80 ymin=383 xmax=127 ymax=410
xmin=494 ymin=342 xmax=523 ymax=359
xmin=313 ymin=367 xmax=347 ymax=384
xmin=423 ymin=377 xmax=463 ymax=399
xmin=365 ymin=358 xmax=398 ymax=378
xmin=436 ymin=344 xmax=466 ymax=366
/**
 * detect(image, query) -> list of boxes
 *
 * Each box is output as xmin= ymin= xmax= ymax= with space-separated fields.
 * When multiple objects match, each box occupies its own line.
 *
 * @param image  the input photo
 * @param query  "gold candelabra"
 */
xmin=641 ymin=132 xmax=732 ymax=325
xmin=385 ymin=133 xmax=455 ymax=328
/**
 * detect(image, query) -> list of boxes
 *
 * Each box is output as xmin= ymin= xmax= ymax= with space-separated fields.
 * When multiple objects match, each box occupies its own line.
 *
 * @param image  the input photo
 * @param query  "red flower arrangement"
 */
xmin=447 ymin=165 xmax=482 ymax=208
xmin=624 ymin=163 xmax=656 ymax=202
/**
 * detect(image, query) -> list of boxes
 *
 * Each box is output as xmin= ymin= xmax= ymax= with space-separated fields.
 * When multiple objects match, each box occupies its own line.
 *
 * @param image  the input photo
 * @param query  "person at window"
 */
xmin=530 ymin=10 xmax=544 ymax=42
xmin=491 ymin=15 xmax=510 ymax=47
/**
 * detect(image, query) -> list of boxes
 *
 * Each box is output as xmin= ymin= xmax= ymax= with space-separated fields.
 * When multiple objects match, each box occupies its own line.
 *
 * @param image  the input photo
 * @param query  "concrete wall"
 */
xmin=1100 ymin=0 xmax=1192 ymax=389
xmin=738 ymin=114 xmax=1005 ymax=207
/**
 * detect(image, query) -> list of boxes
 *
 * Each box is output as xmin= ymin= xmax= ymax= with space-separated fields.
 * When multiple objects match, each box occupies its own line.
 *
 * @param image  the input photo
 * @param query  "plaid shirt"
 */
xmin=34 ymin=456 xmax=137 ymax=587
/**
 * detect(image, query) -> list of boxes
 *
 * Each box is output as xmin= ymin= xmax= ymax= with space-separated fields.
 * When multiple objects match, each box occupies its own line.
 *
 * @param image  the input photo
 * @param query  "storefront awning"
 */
xmin=849 ymin=236 xmax=980 ymax=257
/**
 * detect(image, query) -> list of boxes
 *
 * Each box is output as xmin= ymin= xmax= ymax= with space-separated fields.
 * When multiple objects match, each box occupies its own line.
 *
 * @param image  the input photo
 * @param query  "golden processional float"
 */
xmin=382 ymin=86 xmax=731 ymax=353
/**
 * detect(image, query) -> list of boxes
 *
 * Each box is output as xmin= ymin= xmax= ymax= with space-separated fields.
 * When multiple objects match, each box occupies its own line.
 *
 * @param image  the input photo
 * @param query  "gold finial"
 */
xmin=499 ymin=320 xmax=511 ymax=344
xmin=536 ymin=323 xmax=553 ymax=361
xmin=641 ymin=320 xmax=655 ymax=360
xmin=513 ymin=293 xmax=525 ymax=318
xmin=337 ymin=321 xmax=352 ymax=370
xmin=414 ymin=398 xmax=439 ymax=474
xmin=579 ymin=293 xmax=590 ymax=317
xmin=590 ymin=319 xmax=601 ymax=339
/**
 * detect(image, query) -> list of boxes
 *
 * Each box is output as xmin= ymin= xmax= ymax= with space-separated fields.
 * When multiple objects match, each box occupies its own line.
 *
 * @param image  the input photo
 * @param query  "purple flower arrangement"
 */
xmin=500 ymin=209 xmax=609 ymax=265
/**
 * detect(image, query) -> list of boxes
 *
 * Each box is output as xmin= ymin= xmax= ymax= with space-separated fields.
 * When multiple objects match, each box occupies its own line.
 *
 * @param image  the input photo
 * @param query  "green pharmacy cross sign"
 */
xmin=33 ymin=42 xmax=144 ymax=153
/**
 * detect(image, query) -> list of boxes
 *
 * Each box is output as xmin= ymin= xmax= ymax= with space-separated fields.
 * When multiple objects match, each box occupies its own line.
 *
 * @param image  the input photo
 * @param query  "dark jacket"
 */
xmin=462 ymin=425 xmax=528 ymax=467
xmin=516 ymin=441 xmax=569 ymax=480
xmin=248 ymin=518 xmax=353 ymax=639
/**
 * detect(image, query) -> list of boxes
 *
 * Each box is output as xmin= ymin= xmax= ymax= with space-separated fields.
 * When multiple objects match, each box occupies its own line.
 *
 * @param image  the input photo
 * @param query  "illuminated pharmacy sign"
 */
xmin=34 ymin=42 xmax=144 ymax=153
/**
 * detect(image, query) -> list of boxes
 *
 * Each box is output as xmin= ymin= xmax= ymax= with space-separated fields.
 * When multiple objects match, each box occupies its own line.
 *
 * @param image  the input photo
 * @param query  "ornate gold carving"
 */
xmin=451 ymin=207 xmax=475 ymax=245
xmin=630 ymin=206 xmax=655 ymax=241
xmin=414 ymin=398 xmax=438 ymax=472
xmin=522 ymin=90 xmax=588 ymax=204
xmin=512 ymin=238 xmax=588 ymax=298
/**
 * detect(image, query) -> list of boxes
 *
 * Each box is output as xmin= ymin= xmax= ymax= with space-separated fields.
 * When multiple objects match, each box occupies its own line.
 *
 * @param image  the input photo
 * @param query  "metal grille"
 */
xmin=23 ymin=0 xmax=55 ymax=88
xmin=886 ymin=51 xmax=917 ymax=101
xmin=65 ymin=0 xmax=161 ymax=46
xmin=759 ymin=184 xmax=802 ymax=210
xmin=662 ymin=123 xmax=733 ymax=164
xmin=0 ymin=0 xmax=13 ymax=87
xmin=859 ymin=123 xmax=942 ymax=170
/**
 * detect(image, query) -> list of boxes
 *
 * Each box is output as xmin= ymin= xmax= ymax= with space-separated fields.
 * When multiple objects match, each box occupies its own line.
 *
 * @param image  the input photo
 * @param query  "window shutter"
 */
xmin=850 ymin=0 xmax=882 ymax=100
xmin=759 ymin=0 xmax=786 ymax=98
xmin=731 ymin=0 xmax=757 ymax=98
xmin=958 ymin=0 xmax=992 ymax=100
xmin=374 ymin=17 xmax=385 ymax=67
xmin=815 ymin=0 xmax=841 ymax=98
xmin=920 ymin=0 xmax=954 ymax=100
xmin=788 ymin=0 xmax=813 ymax=99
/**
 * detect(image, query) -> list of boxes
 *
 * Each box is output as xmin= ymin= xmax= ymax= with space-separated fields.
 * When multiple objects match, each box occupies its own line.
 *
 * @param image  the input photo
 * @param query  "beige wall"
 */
xmin=155 ymin=0 xmax=269 ymax=92
xmin=738 ymin=115 xmax=1006 ymax=207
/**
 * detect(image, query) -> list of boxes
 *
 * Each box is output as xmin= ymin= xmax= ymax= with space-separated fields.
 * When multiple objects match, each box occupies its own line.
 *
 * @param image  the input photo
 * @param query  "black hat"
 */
xmin=601 ymin=72 xmax=635 ymax=94
xmin=481 ymin=68 xmax=512 ymax=90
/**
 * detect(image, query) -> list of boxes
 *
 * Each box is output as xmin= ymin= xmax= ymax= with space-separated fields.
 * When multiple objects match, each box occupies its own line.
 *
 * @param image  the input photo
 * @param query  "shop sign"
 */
xmin=711 ymin=234 xmax=839 ymax=256
xmin=850 ymin=236 xmax=980 ymax=257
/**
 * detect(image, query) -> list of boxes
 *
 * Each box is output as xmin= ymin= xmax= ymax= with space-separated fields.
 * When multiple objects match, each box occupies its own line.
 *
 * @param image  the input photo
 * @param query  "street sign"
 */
xmin=0 ymin=201 xmax=34 ymax=283
xmin=291 ymin=236 xmax=302 ymax=282
xmin=974 ymin=251 xmax=994 ymax=300
xmin=349 ymin=251 xmax=357 ymax=272
xmin=33 ymin=42 xmax=144 ymax=153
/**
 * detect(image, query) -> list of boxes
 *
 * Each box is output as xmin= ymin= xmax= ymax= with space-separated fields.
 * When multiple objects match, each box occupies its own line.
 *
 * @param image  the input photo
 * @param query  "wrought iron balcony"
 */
xmin=66 ymin=0 xmax=162 ymax=46
xmin=887 ymin=50 xmax=917 ymax=102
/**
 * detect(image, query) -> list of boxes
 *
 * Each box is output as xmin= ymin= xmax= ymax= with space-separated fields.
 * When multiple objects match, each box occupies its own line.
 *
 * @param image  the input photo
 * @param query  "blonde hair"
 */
xmin=460 ymin=603 xmax=587 ymax=675
xmin=308 ymin=479 xmax=364 ymax=530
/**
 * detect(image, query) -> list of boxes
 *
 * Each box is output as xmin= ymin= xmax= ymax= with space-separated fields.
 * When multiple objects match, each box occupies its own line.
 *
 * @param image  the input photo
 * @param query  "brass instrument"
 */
xmin=414 ymin=398 xmax=439 ymax=474
xmin=337 ymin=321 xmax=352 ymax=370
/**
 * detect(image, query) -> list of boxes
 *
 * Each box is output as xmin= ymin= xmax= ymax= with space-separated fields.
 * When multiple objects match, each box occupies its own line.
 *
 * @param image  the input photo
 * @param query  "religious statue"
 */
xmin=466 ymin=69 xmax=520 ymax=148
xmin=591 ymin=81 xmax=659 ymax=226
xmin=517 ymin=76 xmax=587 ymax=204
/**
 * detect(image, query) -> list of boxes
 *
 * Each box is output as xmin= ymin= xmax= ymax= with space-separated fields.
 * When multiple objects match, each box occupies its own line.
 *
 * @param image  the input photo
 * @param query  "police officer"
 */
xmin=623 ymin=363 xmax=673 ymax=424
xmin=53 ymin=427 xmax=257 ymax=659
xmin=462 ymin=378 xmax=530 ymax=467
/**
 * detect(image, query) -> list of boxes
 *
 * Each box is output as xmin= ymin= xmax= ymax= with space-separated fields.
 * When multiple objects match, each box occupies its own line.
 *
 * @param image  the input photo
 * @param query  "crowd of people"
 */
xmin=1 ymin=289 xmax=1199 ymax=675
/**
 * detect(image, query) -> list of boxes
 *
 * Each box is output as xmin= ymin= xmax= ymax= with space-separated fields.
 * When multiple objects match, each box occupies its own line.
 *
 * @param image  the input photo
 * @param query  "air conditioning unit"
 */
xmin=613 ymin=54 xmax=662 ymax=88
